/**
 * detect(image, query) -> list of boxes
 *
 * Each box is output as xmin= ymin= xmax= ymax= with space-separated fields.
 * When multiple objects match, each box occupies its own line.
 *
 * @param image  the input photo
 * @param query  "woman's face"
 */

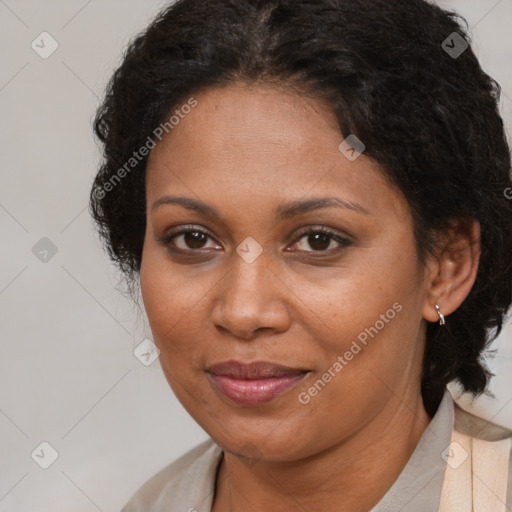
xmin=140 ymin=82 xmax=433 ymax=461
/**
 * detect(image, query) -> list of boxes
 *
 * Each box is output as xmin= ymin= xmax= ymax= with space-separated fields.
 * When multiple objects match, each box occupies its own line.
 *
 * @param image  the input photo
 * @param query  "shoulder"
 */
xmin=454 ymin=402 xmax=512 ymax=441
xmin=453 ymin=401 xmax=512 ymax=509
xmin=121 ymin=438 xmax=224 ymax=512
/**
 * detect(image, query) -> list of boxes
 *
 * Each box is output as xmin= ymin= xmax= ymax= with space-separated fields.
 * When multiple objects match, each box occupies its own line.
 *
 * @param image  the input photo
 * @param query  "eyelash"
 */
xmin=157 ymin=225 xmax=352 ymax=256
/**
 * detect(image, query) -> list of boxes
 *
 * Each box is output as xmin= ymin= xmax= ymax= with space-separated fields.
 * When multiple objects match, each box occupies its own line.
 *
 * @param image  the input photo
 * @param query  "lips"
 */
xmin=207 ymin=360 xmax=308 ymax=379
xmin=206 ymin=360 xmax=309 ymax=406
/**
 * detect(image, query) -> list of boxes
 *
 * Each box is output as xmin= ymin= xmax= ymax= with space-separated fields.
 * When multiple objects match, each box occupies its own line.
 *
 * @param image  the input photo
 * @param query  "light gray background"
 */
xmin=0 ymin=0 xmax=511 ymax=510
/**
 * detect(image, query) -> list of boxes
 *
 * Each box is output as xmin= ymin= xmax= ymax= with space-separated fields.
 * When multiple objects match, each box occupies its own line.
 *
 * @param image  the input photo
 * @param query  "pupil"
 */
xmin=185 ymin=231 xmax=206 ymax=248
xmin=309 ymin=233 xmax=329 ymax=251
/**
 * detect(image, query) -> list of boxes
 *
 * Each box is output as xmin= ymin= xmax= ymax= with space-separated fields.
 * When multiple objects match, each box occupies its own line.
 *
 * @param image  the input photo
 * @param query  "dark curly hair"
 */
xmin=90 ymin=0 xmax=512 ymax=416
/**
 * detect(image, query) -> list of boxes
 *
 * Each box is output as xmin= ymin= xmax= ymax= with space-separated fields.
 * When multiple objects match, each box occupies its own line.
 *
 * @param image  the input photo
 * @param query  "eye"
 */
xmin=157 ymin=226 xmax=221 ymax=252
xmin=157 ymin=225 xmax=352 ymax=256
xmin=290 ymin=227 xmax=352 ymax=253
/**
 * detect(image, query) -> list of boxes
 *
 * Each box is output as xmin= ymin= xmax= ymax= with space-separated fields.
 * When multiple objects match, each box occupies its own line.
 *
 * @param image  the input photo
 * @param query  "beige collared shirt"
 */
xmin=121 ymin=390 xmax=512 ymax=511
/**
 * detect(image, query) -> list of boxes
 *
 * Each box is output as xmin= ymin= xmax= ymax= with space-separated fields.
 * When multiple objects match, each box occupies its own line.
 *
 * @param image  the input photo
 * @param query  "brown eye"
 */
xmin=181 ymin=230 xmax=208 ymax=249
xmin=305 ymin=232 xmax=331 ymax=251
xmin=292 ymin=228 xmax=352 ymax=253
xmin=158 ymin=226 xmax=221 ymax=252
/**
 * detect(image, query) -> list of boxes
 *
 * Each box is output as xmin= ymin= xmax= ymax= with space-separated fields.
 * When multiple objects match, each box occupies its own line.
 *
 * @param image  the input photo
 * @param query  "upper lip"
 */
xmin=206 ymin=360 xmax=308 ymax=379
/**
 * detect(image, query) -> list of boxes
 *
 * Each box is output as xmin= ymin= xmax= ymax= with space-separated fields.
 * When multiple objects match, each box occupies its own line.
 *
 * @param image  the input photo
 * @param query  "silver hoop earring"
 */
xmin=435 ymin=304 xmax=446 ymax=326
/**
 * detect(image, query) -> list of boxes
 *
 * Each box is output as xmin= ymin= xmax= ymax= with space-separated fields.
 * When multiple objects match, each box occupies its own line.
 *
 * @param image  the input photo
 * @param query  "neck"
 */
xmin=212 ymin=392 xmax=431 ymax=512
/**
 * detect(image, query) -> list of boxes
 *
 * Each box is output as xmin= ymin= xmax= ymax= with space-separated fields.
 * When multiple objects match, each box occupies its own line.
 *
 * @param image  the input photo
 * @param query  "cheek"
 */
xmin=139 ymin=240 xmax=218 ymax=365
xmin=310 ymin=241 xmax=422 ymax=348
xmin=139 ymin=247 xmax=214 ymax=406
xmin=140 ymin=243 xmax=188 ymax=347
xmin=296 ymin=237 xmax=426 ymax=397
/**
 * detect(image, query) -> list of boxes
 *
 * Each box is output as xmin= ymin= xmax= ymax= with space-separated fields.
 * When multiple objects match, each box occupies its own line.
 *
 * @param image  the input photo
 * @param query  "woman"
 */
xmin=89 ymin=0 xmax=512 ymax=510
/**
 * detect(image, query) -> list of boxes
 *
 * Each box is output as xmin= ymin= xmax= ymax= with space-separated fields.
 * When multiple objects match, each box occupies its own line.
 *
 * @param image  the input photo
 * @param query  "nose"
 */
xmin=211 ymin=253 xmax=292 ymax=341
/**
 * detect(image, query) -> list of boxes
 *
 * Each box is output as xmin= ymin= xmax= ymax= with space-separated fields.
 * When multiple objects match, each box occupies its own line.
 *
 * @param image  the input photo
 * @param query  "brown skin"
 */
xmin=140 ymin=82 xmax=480 ymax=512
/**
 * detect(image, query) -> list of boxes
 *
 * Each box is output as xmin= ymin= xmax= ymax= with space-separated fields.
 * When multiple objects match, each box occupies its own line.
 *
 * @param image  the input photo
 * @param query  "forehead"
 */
xmin=149 ymin=82 xmax=340 ymax=169
xmin=145 ymin=82 xmax=405 ymax=219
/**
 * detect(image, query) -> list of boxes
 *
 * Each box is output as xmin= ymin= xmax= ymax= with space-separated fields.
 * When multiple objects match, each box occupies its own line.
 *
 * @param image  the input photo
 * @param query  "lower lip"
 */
xmin=208 ymin=373 xmax=307 ymax=406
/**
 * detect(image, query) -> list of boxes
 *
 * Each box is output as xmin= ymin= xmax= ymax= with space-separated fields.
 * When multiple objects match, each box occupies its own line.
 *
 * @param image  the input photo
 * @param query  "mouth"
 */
xmin=206 ymin=360 xmax=309 ymax=406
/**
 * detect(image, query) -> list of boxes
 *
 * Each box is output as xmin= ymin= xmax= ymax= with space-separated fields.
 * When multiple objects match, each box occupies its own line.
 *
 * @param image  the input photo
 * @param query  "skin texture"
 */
xmin=140 ymin=82 xmax=480 ymax=512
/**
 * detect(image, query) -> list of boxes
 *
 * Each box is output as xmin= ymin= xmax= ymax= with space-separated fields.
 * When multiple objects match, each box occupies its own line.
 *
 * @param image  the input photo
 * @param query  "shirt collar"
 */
xmin=370 ymin=389 xmax=454 ymax=512
xmin=195 ymin=390 xmax=455 ymax=512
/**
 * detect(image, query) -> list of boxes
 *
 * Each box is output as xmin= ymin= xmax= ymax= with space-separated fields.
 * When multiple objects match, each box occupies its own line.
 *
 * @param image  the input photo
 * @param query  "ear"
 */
xmin=422 ymin=219 xmax=481 ymax=323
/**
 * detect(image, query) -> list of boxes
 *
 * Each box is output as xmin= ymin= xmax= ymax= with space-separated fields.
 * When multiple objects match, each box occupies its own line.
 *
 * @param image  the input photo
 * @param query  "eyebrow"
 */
xmin=151 ymin=195 xmax=370 ymax=220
